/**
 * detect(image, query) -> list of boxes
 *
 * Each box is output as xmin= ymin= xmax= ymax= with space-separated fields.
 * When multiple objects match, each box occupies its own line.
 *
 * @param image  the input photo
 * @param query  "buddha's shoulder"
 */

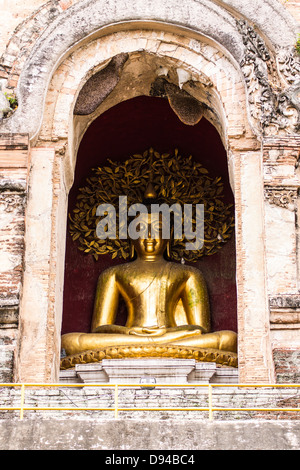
xmin=98 ymin=264 xmax=122 ymax=278
xmin=98 ymin=261 xmax=136 ymax=277
xmin=98 ymin=261 xmax=204 ymax=279
xmin=169 ymin=262 xmax=205 ymax=279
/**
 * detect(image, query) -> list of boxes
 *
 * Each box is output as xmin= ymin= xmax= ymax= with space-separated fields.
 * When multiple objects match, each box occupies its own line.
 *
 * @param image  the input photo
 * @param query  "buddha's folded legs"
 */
xmin=172 ymin=330 xmax=237 ymax=352
xmin=61 ymin=328 xmax=237 ymax=356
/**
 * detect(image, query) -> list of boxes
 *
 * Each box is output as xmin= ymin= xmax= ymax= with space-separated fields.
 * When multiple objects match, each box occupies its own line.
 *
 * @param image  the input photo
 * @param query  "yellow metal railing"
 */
xmin=0 ymin=383 xmax=300 ymax=420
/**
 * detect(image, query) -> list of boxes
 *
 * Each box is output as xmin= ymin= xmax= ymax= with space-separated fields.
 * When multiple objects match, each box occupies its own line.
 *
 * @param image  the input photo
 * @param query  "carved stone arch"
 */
xmin=0 ymin=0 xmax=298 ymax=140
xmin=36 ymin=28 xmax=254 ymax=192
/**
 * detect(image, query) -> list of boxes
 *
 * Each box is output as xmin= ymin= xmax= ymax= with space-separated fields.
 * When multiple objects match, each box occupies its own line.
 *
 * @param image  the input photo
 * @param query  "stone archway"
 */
xmin=15 ymin=29 xmax=271 ymax=383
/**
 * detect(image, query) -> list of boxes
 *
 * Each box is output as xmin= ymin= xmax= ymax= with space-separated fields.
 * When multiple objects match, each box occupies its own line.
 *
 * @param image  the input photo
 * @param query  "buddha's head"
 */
xmin=130 ymin=212 xmax=169 ymax=260
xmin=129 ymin=182 xmax=170 ymax=261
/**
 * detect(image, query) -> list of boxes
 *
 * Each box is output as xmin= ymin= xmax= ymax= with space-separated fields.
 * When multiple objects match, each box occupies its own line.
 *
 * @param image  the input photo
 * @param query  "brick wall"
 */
xmin=273 ymin=349 xmax=300 ymax=383
xmin=0 ymin=1 xmax=299 ymax=385
xmin=0 ymin=134 xmax=29 ymax=382
xmin=0 ymin=385 xmax=300 ymax=421
xmin=263 ymin=136 xmax=300 ymax=383
xmin=0 ymin=1 xmax=78 ymax=67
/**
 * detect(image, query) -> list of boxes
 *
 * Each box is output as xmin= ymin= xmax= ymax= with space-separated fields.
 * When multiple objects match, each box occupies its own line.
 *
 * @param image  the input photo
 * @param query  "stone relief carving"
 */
xmin=264 ymin=187 xmax=298 ymax=209
xmin=0 ymin=193 xmax=25 ymax=213
xmin=277 ymin=50 xmax=300 ymax=86
xmin=237 ymin=20 xmax=300 ymax=135
xmin=55 ymin=141 xmax=68 ymax=157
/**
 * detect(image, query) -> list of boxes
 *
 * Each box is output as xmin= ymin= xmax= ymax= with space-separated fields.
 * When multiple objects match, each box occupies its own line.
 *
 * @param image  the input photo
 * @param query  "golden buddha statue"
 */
xmin=61 ymin=199 xmax=237 ymax=362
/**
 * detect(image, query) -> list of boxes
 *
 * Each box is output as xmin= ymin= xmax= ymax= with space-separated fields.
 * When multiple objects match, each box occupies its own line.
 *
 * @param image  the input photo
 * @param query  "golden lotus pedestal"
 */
xmin=59 ymin=346 xmax=238 ymax=384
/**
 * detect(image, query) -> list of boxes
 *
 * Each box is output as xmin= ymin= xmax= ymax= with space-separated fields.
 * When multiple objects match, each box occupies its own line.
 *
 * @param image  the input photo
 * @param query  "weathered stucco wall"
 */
xmin=0 ymin=0 xmax=299 ymax=62
xmin=0 ymin=0 xmax=73 ymax=58
xmin=0 ymin=134 xmax=29 ymax=382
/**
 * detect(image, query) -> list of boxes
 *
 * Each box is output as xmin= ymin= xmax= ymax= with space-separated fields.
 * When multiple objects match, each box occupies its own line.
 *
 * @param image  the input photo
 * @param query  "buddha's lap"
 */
xmin=61 ymin=329 xmax=237 ymax=355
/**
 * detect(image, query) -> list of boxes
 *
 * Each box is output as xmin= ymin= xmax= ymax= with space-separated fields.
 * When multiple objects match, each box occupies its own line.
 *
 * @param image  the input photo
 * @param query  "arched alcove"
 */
xmin=9 ymin=4 xmax=282 ymax=382
xmin=62 ymin=95 xmax=237 ymax=337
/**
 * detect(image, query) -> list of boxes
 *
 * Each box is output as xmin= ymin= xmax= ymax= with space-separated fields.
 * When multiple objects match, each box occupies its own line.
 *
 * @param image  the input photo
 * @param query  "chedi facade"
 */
xmin=0 ymin=0 xmax=299 ymax=385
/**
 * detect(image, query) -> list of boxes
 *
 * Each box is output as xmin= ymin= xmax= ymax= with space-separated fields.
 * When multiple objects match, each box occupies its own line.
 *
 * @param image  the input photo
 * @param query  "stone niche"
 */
xmin=62 ymin=97 xmax=237 ymax=338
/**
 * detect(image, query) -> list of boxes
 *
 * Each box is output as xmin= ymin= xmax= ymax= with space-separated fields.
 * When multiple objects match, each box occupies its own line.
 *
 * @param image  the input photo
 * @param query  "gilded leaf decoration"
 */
xmin=69 ymin=148 xmax=234 ymax=261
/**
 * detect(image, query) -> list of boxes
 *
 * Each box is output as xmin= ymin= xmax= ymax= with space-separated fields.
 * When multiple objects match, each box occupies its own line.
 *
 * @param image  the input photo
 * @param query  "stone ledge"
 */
xmin=0 ymin=418 xmax=300 ymax=450
xmin=0 ymin=179 xmax=26 ymax=192
xmin=59 ymin=358 xmax=239 ymax=384
xmin=2 ymin=384 xmax=300 ymax=424
xmin=269 ymin=295 xmax=300 ymax=309
xmin=0 ymin=134 xmax=29 ymax=169
xmin=0 ymin=134 xmax=29 ymax=150
xmin=0 ymin=305 xmax=18 ymax=328
xmin=263 ymin=135 xmax=300 ymax=148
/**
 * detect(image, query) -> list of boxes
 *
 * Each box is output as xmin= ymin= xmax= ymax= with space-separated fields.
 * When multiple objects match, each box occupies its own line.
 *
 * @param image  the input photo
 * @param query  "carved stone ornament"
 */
xmin=237 ymin=20 xmax=300 ymax=135
xmin=264 ymin=187 xmax=298 ymax=209
xmin=0 ymin=193 xmax=25 ymax=213
xmin=277 ymin=49 xmax=300 ymax=86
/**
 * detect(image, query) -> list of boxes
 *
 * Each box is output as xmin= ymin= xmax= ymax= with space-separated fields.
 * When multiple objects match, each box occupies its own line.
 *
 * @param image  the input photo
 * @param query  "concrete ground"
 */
xmin=0 ymin=418 xmax=299 ymax=450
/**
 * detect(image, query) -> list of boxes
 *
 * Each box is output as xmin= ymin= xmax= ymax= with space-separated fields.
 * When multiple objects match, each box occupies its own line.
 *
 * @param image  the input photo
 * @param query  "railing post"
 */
xmin=114 ymin=384 xmax=119 ymax=419
xmin=208 ymin=384 xmax=213 ymax=421
xmin=20 ymin=384 xmax=25 ymax=420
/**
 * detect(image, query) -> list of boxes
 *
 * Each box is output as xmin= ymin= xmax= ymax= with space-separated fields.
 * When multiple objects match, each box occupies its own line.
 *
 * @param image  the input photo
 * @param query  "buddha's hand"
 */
xmin=128 ymin=326 xmax=167 ymax=337
xmin=128 ymin=325 xmax=204 ymax=337
xmin=93 ymin=325 xmax=130 ymax=334
xmin=174 ymin=325 xmax=205 ymax=334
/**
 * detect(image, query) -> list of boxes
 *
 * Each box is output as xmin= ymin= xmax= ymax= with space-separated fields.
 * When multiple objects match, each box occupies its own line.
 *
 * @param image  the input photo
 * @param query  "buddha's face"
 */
xmin=131 ymin=213 xmax=169 ymax=259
